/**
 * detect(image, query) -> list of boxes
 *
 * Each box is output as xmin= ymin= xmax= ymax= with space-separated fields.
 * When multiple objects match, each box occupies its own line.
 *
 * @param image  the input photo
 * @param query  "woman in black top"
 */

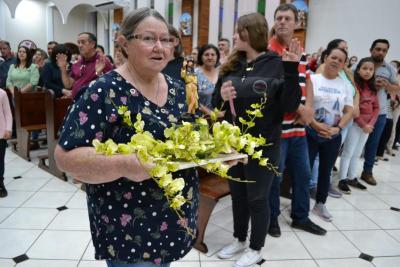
xmin=41 ymin=44 xmax=72 ymax=98
xmin=213 ymin=12 xmax=301 ymax=267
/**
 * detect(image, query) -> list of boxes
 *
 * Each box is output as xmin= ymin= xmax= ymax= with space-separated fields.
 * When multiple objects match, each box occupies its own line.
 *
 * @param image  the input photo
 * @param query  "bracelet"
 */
xmin=337 ymin=125 xmax=343 ymax=132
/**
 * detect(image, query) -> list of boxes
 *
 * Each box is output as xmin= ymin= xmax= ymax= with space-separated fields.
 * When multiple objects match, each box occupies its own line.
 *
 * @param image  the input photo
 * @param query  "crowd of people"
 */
xmin=0 ymin=3 xmax=399 ymax=267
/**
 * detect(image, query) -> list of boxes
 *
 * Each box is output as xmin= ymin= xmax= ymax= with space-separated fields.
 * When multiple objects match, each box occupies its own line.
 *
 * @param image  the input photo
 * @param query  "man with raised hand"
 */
xmin=268 ymin=3 xmax=326 ymax=237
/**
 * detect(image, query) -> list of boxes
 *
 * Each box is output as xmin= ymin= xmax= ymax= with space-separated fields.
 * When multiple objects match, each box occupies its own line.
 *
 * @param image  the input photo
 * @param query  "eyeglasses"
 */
xmin=126 ymin=32 xmax=177 ymax=48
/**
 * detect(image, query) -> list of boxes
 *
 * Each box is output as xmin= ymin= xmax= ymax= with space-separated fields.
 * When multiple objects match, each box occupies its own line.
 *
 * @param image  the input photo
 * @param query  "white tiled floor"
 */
xmin=1 ymin=147 xmax=400 ymax=267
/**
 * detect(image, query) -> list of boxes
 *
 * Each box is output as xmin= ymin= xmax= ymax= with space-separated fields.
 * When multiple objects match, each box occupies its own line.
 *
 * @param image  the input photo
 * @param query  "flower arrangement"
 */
xmin=93 ymin=95 xmax=277 ymax=234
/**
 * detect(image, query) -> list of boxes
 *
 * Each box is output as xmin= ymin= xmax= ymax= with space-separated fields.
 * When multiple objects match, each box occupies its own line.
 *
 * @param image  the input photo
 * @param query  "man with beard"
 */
xmin=361 ymin=39 xmax=399 ymax=185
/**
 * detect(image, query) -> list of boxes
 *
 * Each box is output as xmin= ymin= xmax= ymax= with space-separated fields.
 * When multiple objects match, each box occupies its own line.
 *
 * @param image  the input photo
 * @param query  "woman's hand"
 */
xmin=220 ymin=80 xmax=236 ymax=101
xmin=95 ymin=55 xmax=106 ymax=76
xmin=363 ymin=124 xmax=374 ymax=134
xmin=62 ymin=89 xmax=72 ymax=98
xmin=311 ymin=120 xmax=331 ymax=137
xmin=56 ymin=53 xmax=68 ymax=69
xmin=3 ymin=130 xmax=12 ymax=140
xmin=282 ymin=38 xmax=302 ymax=62
xmin=123 ymin=154 xmax=154 ymax=183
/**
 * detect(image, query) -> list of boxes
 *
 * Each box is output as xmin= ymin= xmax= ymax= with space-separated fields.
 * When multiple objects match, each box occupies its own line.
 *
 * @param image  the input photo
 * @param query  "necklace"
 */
xmin=126 ymin=63 xmax=161 ymax=106
xmin=241 ymin=51 xmax=266 ymax=82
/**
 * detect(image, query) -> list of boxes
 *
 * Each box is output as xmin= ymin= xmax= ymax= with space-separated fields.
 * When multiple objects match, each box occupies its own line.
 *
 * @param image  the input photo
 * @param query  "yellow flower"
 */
xmin=117 ymin=105 xmax=128 ymax=115
xmin=252 ymin=150 xmax=262 ymax=159
xmin=170 ymin=194 xmax=186 ymax=209
xmin=167 ymin=178 xmax=185 ymax=195
xmin=150 ymin=165 xmax=168 ymax=177
xmin=259 ymin=158 xmax=268 ymax=166
xmin=159 ymin=173 xmax=173 ymax=187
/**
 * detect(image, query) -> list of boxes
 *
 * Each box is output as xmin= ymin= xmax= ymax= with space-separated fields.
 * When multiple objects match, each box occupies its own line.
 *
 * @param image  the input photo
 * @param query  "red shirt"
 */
xmin=268 ymin=37 xmax=309 ymax=138
xmin=71 ymin=52 xmax=113 ymax=98
xmin=354 ymin=83 xmax=380 ymax=128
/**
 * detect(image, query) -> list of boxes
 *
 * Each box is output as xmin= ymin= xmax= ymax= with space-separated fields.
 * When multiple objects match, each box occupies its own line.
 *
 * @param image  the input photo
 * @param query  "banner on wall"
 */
xmin=179 ymin=12 xmax=192 ymax=36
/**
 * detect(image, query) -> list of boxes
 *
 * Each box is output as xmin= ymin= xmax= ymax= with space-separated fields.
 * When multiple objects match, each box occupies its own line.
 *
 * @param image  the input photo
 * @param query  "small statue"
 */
xmin=181 ymin=57 xmax=198 ymax=114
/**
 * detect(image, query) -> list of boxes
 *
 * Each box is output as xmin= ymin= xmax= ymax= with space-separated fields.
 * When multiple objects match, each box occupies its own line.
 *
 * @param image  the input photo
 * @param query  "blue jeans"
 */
xmin=307 ymin=128 xmax=342 ymax=204
xmin=309 ymin=120 xmax=353 ymax=187
xmin=363 ymin=114 xmax=387 ymax=173
xmin=270 ymin=136 xmax=311 ymax=223
xmin=106 ymin=261 xmax=170 ymax=267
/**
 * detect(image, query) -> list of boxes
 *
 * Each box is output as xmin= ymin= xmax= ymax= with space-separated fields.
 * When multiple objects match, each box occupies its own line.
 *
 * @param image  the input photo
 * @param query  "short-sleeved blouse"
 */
xmin=195 ymin=68 xmax=216 ymax=109
xmin=58 ymin=70 xmax=199 ymax=264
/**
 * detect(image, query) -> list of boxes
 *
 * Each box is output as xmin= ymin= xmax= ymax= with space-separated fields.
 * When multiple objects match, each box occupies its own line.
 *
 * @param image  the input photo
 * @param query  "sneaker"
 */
xmin=218 ymin=239 xmax=246 ymax=259
xmin=268 ymin=218 xmax=281 ymax=237
xmin=309 ymin=187 xmax=317 ymax=200
xmin=360 ymin=171 xmax=377 ymax=186
xmin=338 ymin=180 xmax=351 ymax=194
xmin=292 ymin=218 xmax=327 ymax=235
xmin=328 ymin=185 xmax=342 ymax=198
xmin=234 ymin=248 xmax=262 ymax=267
xmin=0 ymin=180 xmax=8 ymax=198
xmin=347 ymin=178 xmax=367 ymax=190
xmin=312 ymin=203 xmax=333 ymax=222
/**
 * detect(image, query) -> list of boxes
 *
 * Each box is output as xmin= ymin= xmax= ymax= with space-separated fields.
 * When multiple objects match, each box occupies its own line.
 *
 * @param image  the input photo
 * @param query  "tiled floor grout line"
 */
xmin=290 ymin=229 xmax=320 ymax=267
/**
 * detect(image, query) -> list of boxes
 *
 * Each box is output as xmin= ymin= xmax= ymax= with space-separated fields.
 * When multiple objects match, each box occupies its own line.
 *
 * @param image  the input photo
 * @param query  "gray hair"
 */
xmin=120 ymin=7 xmax=168 ymax=38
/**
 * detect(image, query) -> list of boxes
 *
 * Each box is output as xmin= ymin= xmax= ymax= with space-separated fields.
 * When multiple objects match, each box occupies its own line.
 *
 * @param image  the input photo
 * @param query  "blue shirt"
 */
xmin=375 ymin=61 xmax=398 ymax=115
xmin=0 ymin=56 xmax=16 ymax=88
xmin=58 ymin=71 xmax=199 ymax=264
xmin=195 ymin=68 xmax=216 ymax=109
xmin=41 ymin=61 xmax=65 ymax=97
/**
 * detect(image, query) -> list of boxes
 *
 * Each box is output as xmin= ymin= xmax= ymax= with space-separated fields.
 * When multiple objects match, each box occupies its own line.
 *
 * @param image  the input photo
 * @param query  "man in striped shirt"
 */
xmin=268 ymin=3 xmax=326 ymax=237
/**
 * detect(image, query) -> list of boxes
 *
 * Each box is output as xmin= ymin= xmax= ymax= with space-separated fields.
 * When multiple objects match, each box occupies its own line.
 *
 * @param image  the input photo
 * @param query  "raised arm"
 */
xmin=56 ymin=53 xmax=74 ymax=89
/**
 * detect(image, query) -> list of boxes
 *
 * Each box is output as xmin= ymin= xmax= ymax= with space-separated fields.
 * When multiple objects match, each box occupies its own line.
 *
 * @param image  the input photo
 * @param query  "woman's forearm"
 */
xmin=338 ymin=105 xmax=354 ymax=128
xmin=54 ymin=145 xmax=151 ymax=184
xmin=20 ymin=83 xmax=33 ymax=93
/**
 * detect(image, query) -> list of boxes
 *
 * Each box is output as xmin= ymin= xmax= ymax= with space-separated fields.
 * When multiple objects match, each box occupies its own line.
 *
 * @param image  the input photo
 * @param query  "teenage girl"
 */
xmin=338 ymin=57 xmax=379 ymax=193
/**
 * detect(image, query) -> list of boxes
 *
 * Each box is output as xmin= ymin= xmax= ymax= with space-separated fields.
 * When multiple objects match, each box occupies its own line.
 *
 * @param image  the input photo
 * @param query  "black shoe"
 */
xmin=268 ymin=218 xmax=281 ymax=237
xmin=347 ymin=178 xmax=367 ymax=190
xmin=333 ymin=166 xmax=338 ymax=172
xmin=292 ymin=218 xmax=327 ymax=235
xmin=0 ymin=180 xmax=8 ymax=198
xmin=338 ymin=180 xmax=351 ymax=194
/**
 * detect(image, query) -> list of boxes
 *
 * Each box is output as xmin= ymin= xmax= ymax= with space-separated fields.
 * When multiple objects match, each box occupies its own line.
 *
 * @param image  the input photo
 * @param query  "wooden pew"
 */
xmin=13 ymin=88 xmax=46 ymax=161
xmin=38 ymin=90 xmax=72 ymax=180
xmin=194 ymin=168 xmax=230 ymax=254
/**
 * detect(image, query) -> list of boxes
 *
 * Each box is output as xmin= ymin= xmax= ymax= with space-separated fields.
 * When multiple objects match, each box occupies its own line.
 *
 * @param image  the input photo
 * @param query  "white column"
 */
xmin=172 ymin=0 xmax=182 ymax=30
xmin=0 ymin=0 xmax=7 ymax=40
xmin=154 ymin=0 xmax=168 ymax=18
xmin=136 ymin=0 xmax=150 ymax=8
xmin=221 ymin=0 xmax=235 ymax=41
xmin=109 ymin=9 xmax=114 ymax=56
xmin=192 ymin=0 xmax=199 ymax=48
xmin=237 ymin=0 xmax=257 ymax=17
xmin=46 ymin=4 xmax=54 ymax=43
xmin=208 ymin=0 xmax=220 ymax=46
xmin=265 ymin=0 xmax=280 ymax=27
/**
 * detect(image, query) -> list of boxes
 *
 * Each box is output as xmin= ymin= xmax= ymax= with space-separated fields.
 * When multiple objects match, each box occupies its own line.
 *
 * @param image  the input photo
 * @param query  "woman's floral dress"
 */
xmin=58 ymin=71 xmax=199 ymax=264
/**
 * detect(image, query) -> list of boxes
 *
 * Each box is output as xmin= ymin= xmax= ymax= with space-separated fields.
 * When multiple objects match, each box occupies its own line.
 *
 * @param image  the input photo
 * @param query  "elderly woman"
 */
xmin=54 ymin=8 xmax=199 ymax=267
